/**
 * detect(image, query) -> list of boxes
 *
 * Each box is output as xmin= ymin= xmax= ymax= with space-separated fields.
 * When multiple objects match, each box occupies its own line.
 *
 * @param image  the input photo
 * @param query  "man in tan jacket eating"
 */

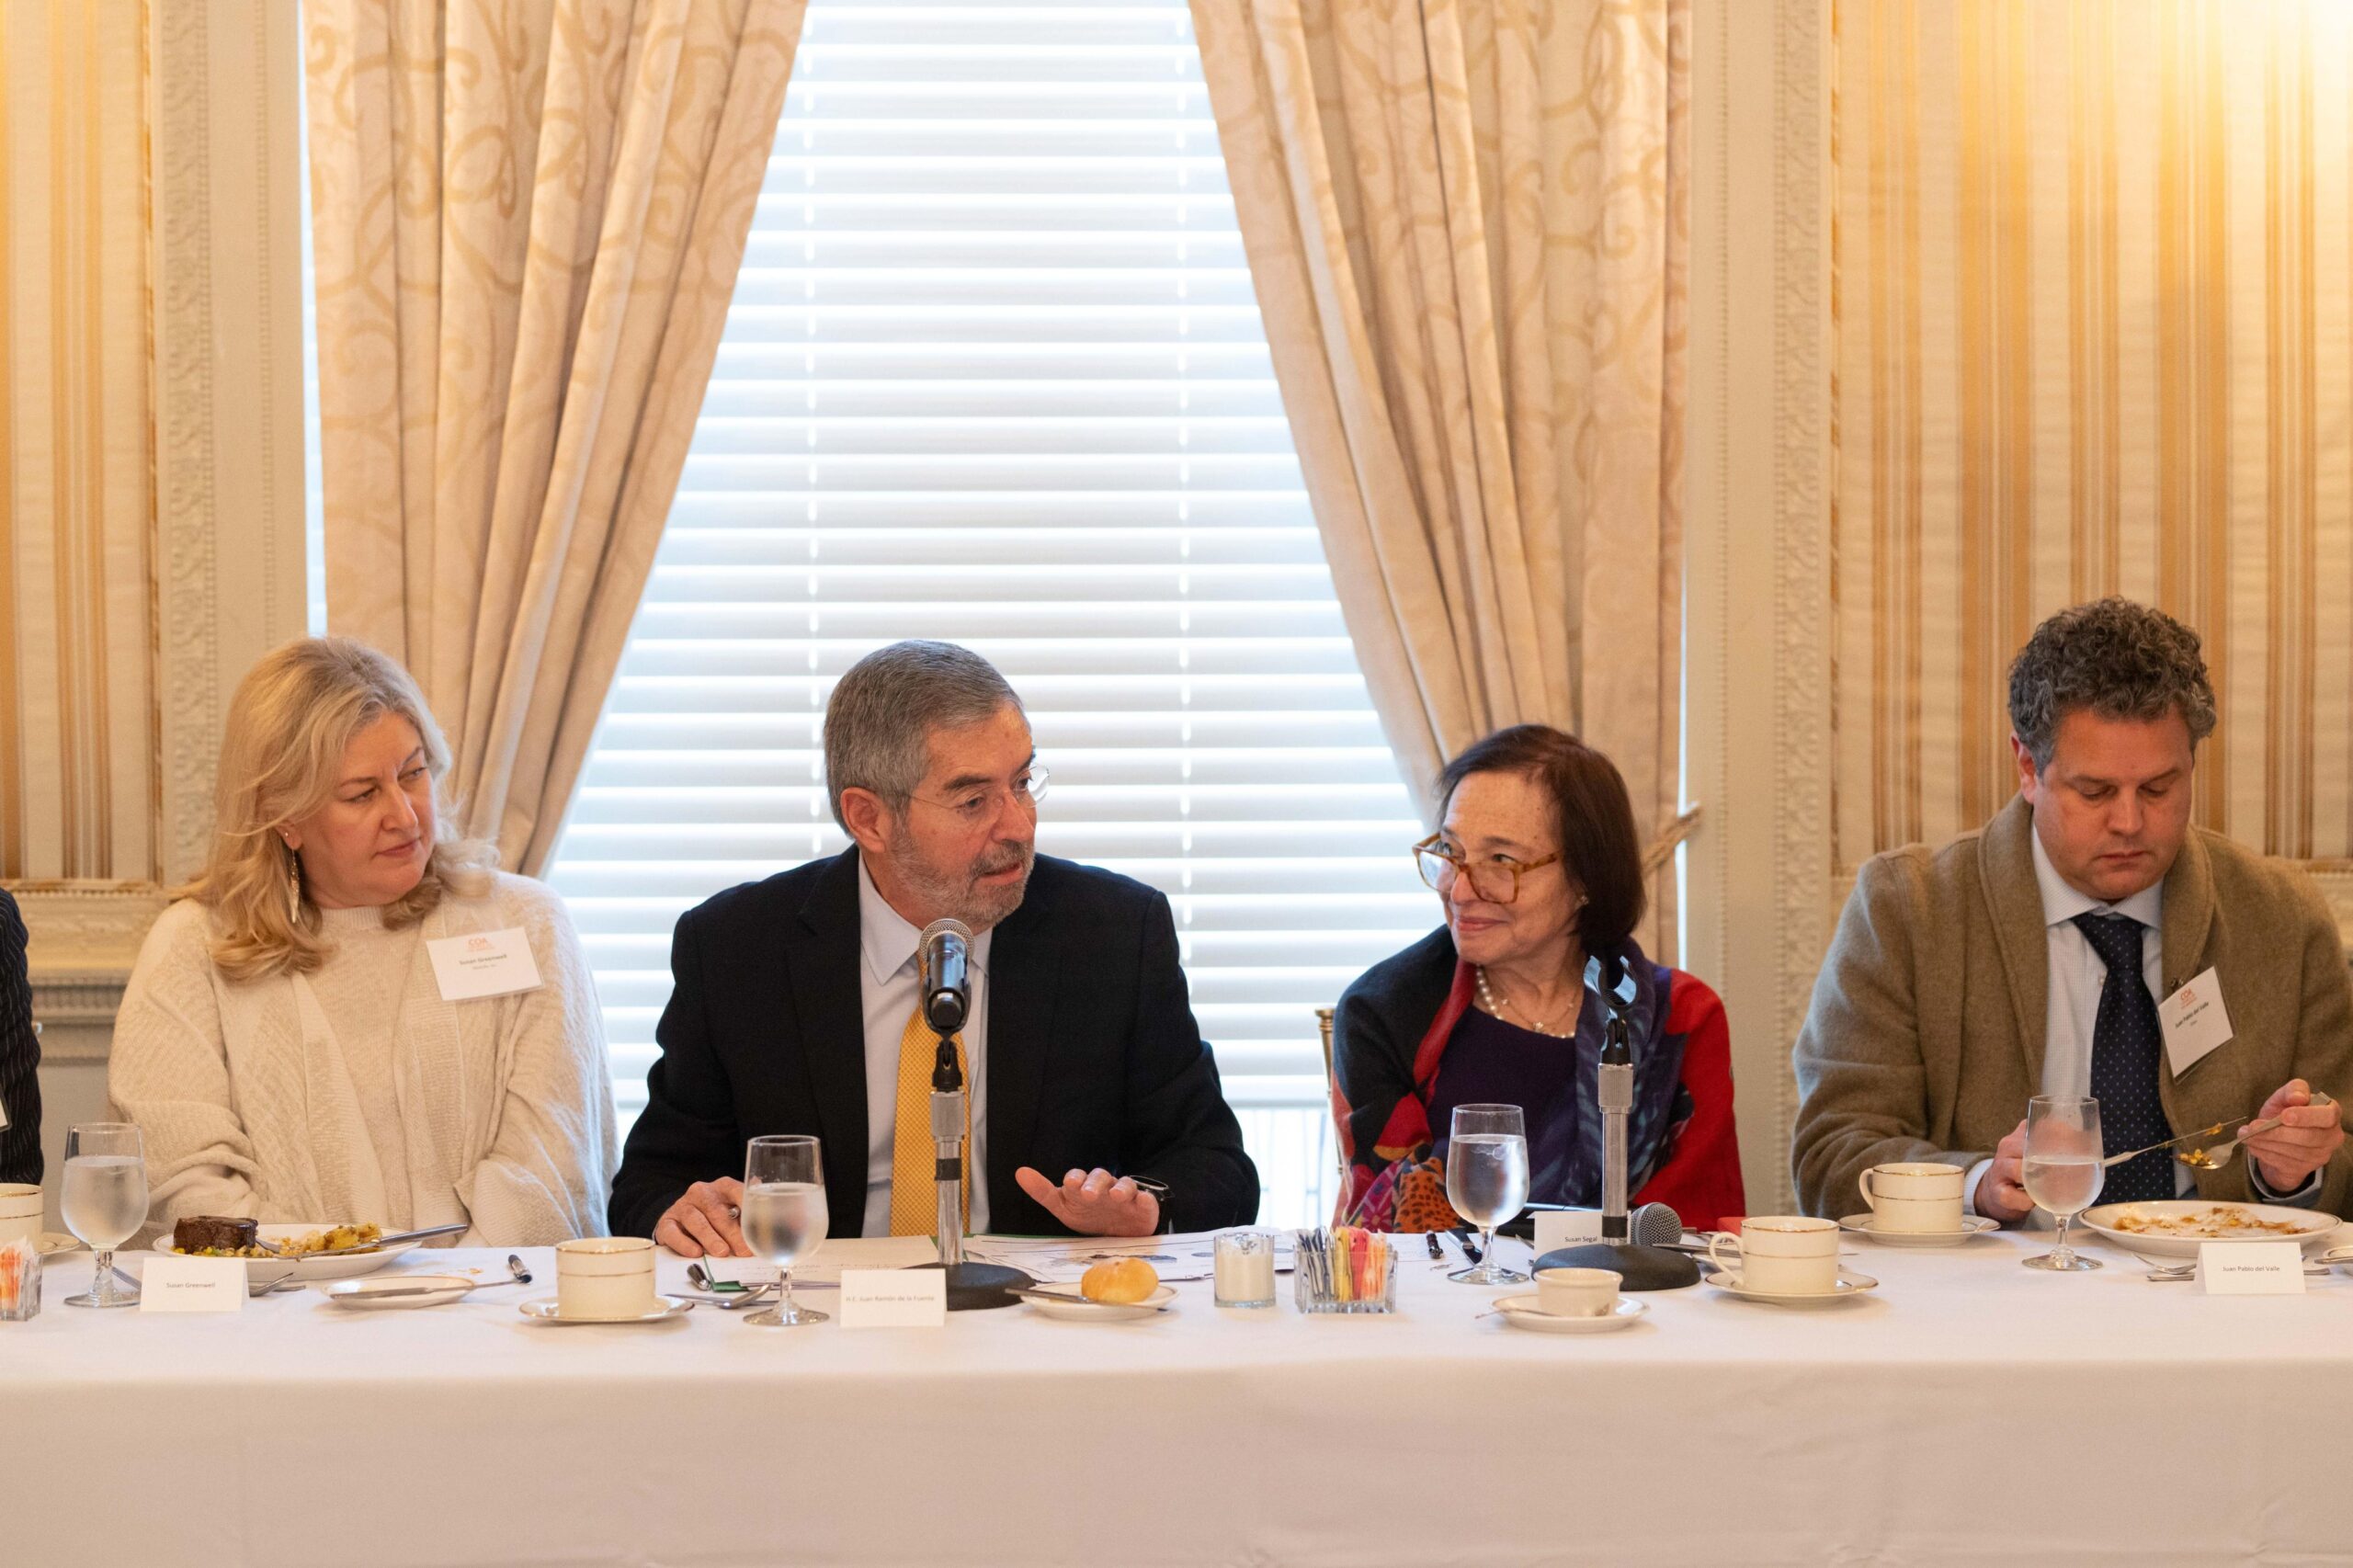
xmin=1792 ymin=598 xmax=2351 ymax=1223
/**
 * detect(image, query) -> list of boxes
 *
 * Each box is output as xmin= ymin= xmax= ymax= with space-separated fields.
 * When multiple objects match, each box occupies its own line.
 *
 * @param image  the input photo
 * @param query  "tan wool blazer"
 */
xmin=1792 ymin=796 xmax=2353 ymax=1221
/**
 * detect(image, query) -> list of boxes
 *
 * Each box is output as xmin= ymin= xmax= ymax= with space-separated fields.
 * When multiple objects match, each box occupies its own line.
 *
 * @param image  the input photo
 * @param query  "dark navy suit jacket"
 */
xmin=608 ymin=850 xmax=1257 ymax=1238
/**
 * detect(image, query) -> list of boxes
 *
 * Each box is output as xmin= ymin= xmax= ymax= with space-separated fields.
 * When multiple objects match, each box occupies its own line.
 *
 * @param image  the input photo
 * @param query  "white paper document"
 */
xmin=426 ymin=927 xmax=543 ymax=1002
xmin=699 ymin=1235 xmax=938 ymax=1289
xmin=962 ymin=1229 xmax=1290 ymax=1285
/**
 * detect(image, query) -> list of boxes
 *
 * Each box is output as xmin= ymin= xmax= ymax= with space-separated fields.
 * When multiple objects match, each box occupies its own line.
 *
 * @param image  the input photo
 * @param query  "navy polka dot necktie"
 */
xmin=2073 ymin=913 xmax=2174 ymax=1201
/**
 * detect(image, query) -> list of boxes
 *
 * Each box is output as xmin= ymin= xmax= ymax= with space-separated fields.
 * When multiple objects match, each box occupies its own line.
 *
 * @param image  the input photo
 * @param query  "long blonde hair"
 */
xmin=186 ymin=637 xmax=494 ymax=980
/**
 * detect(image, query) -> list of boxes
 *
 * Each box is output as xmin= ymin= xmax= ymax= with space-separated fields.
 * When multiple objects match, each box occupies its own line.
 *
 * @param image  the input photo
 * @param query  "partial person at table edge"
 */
xmin=1790 ymin=597 xmax=2352 ymax=1222
xmin=0 ymin=890 xmax=40 ymax=1186
xmin=608 ymin=639 xmax=1259 ymax=1256
xmin=108 ymin=637 xmax=619 ymax=1247
xmin=1331 ymin=724 xmax=1745 ymax=1234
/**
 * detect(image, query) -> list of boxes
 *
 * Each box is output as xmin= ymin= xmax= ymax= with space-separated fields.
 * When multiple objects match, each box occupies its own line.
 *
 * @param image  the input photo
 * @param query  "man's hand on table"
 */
xmin=1015 ymin=1166 xmax=1160 ymax=1236
xmin=1975 ymin=1119 xmax=2034 ymax=1224
xmin=653 ymin=1177 xmax=752 ymax=1258
xmin=2243 ymin=1078 xmax=2344 ymax=1195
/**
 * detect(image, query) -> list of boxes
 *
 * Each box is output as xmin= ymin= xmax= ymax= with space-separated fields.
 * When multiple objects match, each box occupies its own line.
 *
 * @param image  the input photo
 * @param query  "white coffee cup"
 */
xmin=1706 ymin=1216 xmax=1840 ymax=1294
xmin=0 ymin=1184 xmax=40 ymax=1247
xmin=1534 ymin=1267 xmax=1620 ymax=1318
xmin=1859 ymin=1162 xmax=1965 ymax=1233
xmin=555 ymin=1236 xmax=659 ymax=1321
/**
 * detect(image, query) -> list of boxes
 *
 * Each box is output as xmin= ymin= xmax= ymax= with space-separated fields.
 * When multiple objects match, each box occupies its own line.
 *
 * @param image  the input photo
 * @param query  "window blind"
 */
xmin=540 ymin=0 xmax=1435 ymax=1224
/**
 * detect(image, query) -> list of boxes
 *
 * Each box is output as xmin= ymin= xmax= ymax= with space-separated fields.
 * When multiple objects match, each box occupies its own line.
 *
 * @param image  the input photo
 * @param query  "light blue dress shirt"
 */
xmin=858 ymin=856 xmax=992 ymax=1236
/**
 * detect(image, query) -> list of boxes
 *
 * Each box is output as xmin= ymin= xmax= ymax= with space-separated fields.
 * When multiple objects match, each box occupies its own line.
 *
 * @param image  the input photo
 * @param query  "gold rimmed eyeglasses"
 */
xmin=1412 ymin=834 xmax=1560 ymax=905
xmin=909 ymin=765 xmax=1050 ymax=828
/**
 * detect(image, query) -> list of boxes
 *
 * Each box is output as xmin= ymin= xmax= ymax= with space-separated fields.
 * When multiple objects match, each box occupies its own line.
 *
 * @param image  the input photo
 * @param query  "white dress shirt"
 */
xmin=858 ymin=857 xmax=991 ymax=1236
xmin=1965 ymin=829 xmax=2312 ymax=1214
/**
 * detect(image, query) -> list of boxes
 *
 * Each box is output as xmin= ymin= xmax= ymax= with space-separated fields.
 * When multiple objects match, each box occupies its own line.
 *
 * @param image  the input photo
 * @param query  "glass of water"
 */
xmin=2021 ymin=1095 xmax=2104 ymax=1273
xmin=1444 ymin=1103 xmax=1529 ymax=1285
xmin=62 ymin=1122 xmax=147 ymax=1308
xmin=740 ymin=1135 xmax=828 ymax=1327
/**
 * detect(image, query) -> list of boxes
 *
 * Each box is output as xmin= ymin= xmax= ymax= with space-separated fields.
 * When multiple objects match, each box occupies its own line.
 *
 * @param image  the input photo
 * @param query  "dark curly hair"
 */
xmin=2007 ymin=597 xmax=2217 ymax=771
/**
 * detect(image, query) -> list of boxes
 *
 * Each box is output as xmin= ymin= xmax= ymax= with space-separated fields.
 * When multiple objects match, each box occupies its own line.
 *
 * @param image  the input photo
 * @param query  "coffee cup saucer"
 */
xmin=518 ymin=1294 xmax=695 ymax=1325
xmin=1836 ymin=1214 xmax=1998 ymax=1248
xmin=1493 ymin=1295 xmax=1647 ymax=1334
xmin=1701 ymin=1267 xmax=1878 ymax=1306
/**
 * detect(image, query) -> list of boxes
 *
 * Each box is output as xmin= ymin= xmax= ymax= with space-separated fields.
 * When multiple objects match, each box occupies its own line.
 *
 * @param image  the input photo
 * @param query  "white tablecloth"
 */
xmin=8 ymin=1228 xmax=2353 ymax=1567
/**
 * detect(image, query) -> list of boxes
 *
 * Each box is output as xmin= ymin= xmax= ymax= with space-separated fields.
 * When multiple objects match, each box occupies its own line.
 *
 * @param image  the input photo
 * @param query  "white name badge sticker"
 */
xmin=426 ymin=927 xmax=543 ymax=1002
xmin=2196 ymin=1240 xmax=2306 ymax=1295
xmin=837 ymin=1267 xmax=946 ymax=1328
xmin=1532 ymin=1210 xmax=1605 ymax=1255
xmin=2158 ymin=967 xmax=2234 ymax=1077
xmin=138 ymin=1255 xmax=248 ymax=1313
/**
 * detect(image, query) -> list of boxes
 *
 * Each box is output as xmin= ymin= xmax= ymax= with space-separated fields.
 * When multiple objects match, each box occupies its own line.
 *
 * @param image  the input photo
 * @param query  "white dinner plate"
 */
xmin=1836 ymin=1214 xmax=1999 ymax=1248
xmin=36 ymin=1232 xmax=81 ymax=1256
xmin=149 ymin=1222 xmax=420 ymax=1284
xmin=518 ymin=1294 xmax=695 ymax=1325
xmin=318 ymin=1274 xmax=478 ymax=1311
xmin=2076 ymin=1200 xmax=2340 ymax=1260
xmin=1020 ymin=1281 xmax=1176 ymax=1322
xmin=1493 ymin=1295 xmax=1648 ymax=1335
xmin=1703 ymin=1267 xmax=1879 ymax=1306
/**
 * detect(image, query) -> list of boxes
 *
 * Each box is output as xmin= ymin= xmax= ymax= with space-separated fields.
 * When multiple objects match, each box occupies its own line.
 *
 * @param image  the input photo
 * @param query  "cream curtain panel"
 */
xmin=1190 ymin=0 xmax=1690 ymax=947
xmin=304 ymin=0 xmax=804 ymax=873
xmin=1834 ymin=0 xmax=2353 ymax=869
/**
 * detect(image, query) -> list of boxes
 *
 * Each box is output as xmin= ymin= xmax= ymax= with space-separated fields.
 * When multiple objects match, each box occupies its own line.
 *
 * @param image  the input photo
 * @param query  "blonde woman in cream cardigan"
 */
xmin=110 ymin=638 xmax=617 ymax=1246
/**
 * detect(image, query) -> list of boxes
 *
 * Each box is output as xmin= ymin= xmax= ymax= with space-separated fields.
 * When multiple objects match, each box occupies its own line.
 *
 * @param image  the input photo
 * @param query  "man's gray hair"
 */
xmin=824 ymin=641 xmax=1023 ymax=828
xmin=2007 ymin=597 xmax=2217 ymax=771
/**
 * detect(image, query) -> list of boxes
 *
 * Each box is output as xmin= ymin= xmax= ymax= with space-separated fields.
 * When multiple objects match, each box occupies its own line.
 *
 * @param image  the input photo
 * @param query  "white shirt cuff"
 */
xmin=1962 ymin=1157 xmax=1996 ymax=1220
xmin=2247 ymin=1160 xmax=2324 ymax=1208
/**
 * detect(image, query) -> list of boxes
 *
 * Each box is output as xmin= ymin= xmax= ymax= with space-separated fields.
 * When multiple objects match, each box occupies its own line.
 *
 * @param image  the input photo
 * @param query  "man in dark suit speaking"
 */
xmin=609 ymin=641 xmax=1258 ymax=1253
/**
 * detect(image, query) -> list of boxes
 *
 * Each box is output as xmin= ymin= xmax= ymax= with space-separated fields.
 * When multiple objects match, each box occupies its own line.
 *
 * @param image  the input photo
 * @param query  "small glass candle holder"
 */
xmin=0 ymin=1237 xmax=40 ymax=1322
xmin=1213 ymin=1230 xmax=1277 ymax=1308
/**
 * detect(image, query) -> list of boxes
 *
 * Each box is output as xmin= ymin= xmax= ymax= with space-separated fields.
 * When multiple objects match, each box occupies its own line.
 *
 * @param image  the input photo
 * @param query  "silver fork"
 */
xmin=2177 ymin=1090 xmax=2339 ymax=1170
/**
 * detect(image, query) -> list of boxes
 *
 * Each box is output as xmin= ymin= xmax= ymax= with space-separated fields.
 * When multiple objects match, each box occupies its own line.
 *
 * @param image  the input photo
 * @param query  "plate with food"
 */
xmin=2076 ymin=1200 xmax=2342 ymax=1259
xmin=151 ymin=1218 xmax=417 ymax=1282
xmin=1019 ymin=1258 xmax=1173 ymax=1321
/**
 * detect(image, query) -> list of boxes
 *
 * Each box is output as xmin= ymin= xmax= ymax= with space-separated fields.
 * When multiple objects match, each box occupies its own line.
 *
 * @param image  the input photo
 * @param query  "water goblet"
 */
xmin=61 ymin=1122 xmax=147 ymax=1308
xmin=740 ymin=1135 xmax=829 ymax=1326
xmin=2021 ymin=1095 xmax=2104 ymax=1273
xmin=1444 ymin=1103 xmax=1529 ymax=1285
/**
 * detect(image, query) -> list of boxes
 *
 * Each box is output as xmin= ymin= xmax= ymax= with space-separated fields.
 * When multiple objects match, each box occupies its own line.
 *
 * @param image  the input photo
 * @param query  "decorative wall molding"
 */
xmin=6 ymin=1 xmax=303 ymax=994
xmin=1767 ymin=0 xmax=1833 ymax=1212
xmin=1687 ymin=0 xmax=1835 ymax=1214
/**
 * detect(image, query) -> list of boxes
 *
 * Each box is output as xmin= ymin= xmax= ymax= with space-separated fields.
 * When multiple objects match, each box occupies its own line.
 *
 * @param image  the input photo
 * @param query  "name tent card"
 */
xmin=1532 ymin=1210 xmax=1605 ymax=1255
xmin=2195 ymin=1241 xmax=2305 ymax=1295
xmin=838 ymin=1267 xmax=947 ymax=1328
xmin=426 ymin=927 xmax=543 ymax=1002
xmin=139 ymin=1255 xmax=247 ymax=1313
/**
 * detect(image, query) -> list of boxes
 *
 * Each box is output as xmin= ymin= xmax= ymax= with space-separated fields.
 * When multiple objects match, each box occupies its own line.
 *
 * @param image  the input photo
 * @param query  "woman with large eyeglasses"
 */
xmin=1329 ymin=725 xmax=1745 ymax=1233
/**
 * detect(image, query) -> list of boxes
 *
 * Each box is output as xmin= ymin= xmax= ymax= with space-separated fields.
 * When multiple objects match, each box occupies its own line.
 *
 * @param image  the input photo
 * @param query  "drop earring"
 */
xmin=282 ymin=837 xmax=302 ymax=923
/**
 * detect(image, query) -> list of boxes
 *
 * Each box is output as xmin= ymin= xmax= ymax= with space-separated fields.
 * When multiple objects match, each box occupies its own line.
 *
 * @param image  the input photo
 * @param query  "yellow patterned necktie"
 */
xmin=889 ymin=999 xmax=971 ymax=1237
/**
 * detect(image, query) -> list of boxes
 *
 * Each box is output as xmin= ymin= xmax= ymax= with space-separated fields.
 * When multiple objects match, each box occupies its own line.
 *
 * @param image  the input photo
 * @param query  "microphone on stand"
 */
xmin=913 ymin=917 xmax=1029 ymax=1311
xmin=1532 ymin=953 xmax=1701 ymax=1291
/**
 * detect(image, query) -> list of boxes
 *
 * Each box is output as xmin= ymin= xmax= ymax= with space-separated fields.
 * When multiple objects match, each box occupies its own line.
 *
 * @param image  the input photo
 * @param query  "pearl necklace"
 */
xmin=1475 ymin=966 xmax=1573 ymax=1038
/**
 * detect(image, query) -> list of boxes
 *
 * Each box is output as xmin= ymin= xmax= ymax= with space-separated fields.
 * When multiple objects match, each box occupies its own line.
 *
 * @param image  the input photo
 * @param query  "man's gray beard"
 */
xmin=885 ymin=836 xmax=1033 ymax=933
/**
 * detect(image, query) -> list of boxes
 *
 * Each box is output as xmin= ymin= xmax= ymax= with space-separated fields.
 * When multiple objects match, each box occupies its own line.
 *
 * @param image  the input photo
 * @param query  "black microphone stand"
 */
xmin=1533 ymin=955 xmax=1699 ymax=1291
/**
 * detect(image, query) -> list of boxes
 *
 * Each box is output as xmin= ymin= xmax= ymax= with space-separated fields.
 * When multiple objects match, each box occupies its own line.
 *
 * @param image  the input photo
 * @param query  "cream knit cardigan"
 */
xmin=109 ymin=873 xmax=618 ymax=1246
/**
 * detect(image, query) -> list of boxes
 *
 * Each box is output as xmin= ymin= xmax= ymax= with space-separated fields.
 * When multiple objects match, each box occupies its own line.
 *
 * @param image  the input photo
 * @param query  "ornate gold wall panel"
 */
xmin=1 ymin=0 xmax=305 ymax=997
xmin=1831 ymin=0 xmax=2353 ymax=871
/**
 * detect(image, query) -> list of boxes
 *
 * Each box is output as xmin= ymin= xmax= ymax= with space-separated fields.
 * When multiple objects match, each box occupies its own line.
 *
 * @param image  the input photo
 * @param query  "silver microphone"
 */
xmin=918 ymin=916 xmax=973 ymax=1037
